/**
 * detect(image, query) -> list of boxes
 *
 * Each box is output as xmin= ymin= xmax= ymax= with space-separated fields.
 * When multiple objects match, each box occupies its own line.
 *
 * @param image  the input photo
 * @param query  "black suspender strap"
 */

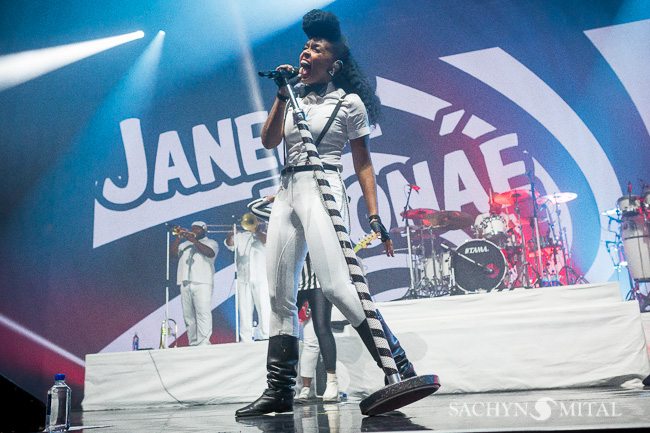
xmin=282 ymin=93 xmax=348 ymax=166
xmin=314 ymin=94 xmax=347 ymax=148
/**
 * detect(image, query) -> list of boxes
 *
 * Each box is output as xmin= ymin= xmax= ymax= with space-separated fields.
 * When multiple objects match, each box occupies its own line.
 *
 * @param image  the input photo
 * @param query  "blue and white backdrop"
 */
xmin=1 ymin=0 xmax=649 ymax=405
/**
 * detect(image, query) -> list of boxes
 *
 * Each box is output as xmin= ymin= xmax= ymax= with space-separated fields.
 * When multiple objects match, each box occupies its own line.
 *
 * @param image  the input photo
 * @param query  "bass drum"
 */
xmin=452 ymin=239 xmax=508 ymax=293
xmin=621 ymin=213 xmax=650 ymax=282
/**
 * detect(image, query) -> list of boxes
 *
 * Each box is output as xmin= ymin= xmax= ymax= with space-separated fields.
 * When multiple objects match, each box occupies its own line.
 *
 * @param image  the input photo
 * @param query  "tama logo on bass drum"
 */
xmin=464 ymin=246 xmax=489 ymax=254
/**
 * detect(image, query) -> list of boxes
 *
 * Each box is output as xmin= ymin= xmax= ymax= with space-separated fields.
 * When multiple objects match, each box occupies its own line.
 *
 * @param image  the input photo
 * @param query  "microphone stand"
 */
xmin=233 ymin=221 xmax=240 ymax=343
xmin=163 ymin=228 xmax=170 ymax=349
xmin=402 ymin=186 xmax=417 ymax=299
xmin=161 ymin=224 xmax=178 ymax=349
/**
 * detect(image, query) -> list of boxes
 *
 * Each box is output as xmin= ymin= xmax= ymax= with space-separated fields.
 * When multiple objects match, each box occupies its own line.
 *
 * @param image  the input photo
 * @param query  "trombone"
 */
xmin=169 ymin=213 xmax=263 ymax=235
xmin=206 ymin=213 xmax=263 ymax=233
xmin=206 ymin=224 xmax=236 ymax=234
xmin=170 ymin=224 xmax=234 ymax=234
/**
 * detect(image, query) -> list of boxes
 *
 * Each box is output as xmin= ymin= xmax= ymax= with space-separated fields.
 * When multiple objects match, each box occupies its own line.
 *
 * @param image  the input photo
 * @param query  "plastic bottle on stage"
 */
xmin=45 ymin=374 xmax=71 ymax=432
xmin=132 ymin=333 xmax=139 ymax=351
xmin=541 ymin=270 xmax=550 ymax=287
xmin=549 ymin=270 xmax=559 ymax=286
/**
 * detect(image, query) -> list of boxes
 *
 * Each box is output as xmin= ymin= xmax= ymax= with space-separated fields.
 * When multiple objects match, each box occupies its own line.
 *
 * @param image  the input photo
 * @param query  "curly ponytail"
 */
xmin=332 ymin=43 xmax=381 ymax=125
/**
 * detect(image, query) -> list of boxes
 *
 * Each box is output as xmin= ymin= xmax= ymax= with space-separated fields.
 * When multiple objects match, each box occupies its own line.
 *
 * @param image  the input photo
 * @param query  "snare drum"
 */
xmin=617 ymin=195 xmax=642 ymax=216
xmin=479 ymin=215 xmax=507 ymax=240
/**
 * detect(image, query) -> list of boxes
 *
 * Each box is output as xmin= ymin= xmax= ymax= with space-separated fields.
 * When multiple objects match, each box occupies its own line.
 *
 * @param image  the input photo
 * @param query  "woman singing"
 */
xmin=236 ymin=9 xmax=416 ymax=417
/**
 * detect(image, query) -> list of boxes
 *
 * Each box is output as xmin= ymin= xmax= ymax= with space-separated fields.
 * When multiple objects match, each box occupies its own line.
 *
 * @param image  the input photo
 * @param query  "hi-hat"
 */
xmin=400 ymin=208 xmax=436 ymax=220
xmin=537 ymin=192 xmax=577 ymax=205
xmin=424 ymin=210 xmax=474 ymax=230
xmin=494 ymin=189 xmax=539 ymax=206
xmin=390 ymin=225 xmax=420 ymax=235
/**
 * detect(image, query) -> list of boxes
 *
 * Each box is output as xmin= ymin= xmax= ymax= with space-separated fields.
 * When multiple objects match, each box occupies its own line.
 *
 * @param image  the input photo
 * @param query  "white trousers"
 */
xmin=180 ymin=281 xmax=213 ymax=346
xmin=266 ymin=170 xmax=365 ymax=337
xmin=237 ymin=277 xmax=271 ymax=342
xmin=299 ymin=317 xmax=320 ymax=378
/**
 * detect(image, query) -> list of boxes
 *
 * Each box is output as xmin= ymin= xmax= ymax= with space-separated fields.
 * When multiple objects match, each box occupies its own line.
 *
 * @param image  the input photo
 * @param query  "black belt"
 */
xmin=281 ymin=164 xmax=340 ymax=176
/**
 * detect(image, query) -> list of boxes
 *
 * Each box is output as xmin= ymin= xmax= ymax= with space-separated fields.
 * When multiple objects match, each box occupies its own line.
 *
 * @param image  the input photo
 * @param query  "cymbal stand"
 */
xmin=527 ymin=172 xmax=545 ymax=284
xmin=542 ymin=203 xmax=562 ymax=284
xmin=401 ymin=186 xmax=419 ymax=299
xmin=551 ymin=201 xmax=587 ymax=285
xmin=512 ymin=196 xmax=538 ymax=288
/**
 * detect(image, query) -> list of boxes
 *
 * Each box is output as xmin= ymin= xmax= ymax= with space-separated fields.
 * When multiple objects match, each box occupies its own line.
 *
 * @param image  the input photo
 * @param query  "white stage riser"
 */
xmin=82 ymin=282 xmax=650 ymax=410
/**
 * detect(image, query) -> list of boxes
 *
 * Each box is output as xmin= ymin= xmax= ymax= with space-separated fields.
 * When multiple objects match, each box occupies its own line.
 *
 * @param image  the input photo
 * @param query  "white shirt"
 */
xmin=176 ymin=237 xmax=219 ymax=285
xmin=225 ymin=231 xmax=266 ymax=283
xmin=284 ymin=82 xmax=370 ymax=168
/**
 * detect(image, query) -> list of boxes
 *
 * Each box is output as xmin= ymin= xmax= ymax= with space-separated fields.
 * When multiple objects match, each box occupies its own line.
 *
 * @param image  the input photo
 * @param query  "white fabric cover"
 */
xmin=82 ymin=282 xmax=650 ymax=410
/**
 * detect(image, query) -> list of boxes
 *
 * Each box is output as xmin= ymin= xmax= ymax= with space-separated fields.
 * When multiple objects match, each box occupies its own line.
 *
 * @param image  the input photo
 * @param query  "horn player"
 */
xmin=226 ymin=212 xmax=271 ymax=343
xmin=170 ymin=221 xmax=219 ymax=346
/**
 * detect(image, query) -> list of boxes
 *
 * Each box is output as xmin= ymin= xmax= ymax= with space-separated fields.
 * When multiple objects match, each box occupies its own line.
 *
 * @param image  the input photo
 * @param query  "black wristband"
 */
xmin=368 ymin=214 xmax=380 ymax=222
xmin=276 ymin=92 xmax=289 ymax=102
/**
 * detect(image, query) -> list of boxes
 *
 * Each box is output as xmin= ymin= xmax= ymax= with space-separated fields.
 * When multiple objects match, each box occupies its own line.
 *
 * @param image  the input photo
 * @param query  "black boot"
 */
xmin=235 ymin=335 xmax=299 ymax=417
xmin=353 ymin=312 xmax=416 ymax=383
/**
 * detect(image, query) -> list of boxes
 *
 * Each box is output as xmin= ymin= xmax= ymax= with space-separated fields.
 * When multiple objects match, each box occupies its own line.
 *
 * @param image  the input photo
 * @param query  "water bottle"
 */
xmin=541 ymin=270 xmax=550 ymax=287
xmin=45 ymin=374 xmax=71 ymax=432
xmin=550 ymin=270 xmax=559 ymax=286
xmin=132 ymin=333 xmax=139 ymax=351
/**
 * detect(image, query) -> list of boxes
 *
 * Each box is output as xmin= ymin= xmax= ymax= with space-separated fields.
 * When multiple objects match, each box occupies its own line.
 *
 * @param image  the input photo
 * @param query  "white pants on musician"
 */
xmin=238 ymin=278 xmax=271 ymax=342
xmin=180 ymin=281 xmax=213 ymax=346
xmin=299 ymin=317 xmax=320 ymax=379
xmin=266 ymin=170 xmax=366 ymax=338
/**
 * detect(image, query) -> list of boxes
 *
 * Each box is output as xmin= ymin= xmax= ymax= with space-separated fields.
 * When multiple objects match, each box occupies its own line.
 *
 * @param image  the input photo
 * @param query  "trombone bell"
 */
xmin=241 ymin=212 xmax=259 ymax=232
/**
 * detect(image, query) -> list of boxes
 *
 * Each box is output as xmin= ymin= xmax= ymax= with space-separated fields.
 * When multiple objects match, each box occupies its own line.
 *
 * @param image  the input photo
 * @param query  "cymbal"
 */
xmin=389 ymin=226 xmax=418 ymax=235
xmin=424 ymin=210 xmax=474 ymax=230
xmin=494 ymin=189 xmax=539 ymax=206
xmin=537 ymin=192 xmax=577 ymax=205
xmin=400 ymin=208 xmax=436 ymax=220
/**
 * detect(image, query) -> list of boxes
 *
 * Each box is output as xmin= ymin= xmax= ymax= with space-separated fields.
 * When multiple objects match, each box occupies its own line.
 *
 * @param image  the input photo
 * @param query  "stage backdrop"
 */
xmin=1 ymin=0 xmax=649 ymax=407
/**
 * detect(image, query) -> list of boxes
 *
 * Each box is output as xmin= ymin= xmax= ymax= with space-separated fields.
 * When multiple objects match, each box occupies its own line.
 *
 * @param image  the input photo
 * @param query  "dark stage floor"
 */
xmin=69 ymin=386 xmax=650 ymax=432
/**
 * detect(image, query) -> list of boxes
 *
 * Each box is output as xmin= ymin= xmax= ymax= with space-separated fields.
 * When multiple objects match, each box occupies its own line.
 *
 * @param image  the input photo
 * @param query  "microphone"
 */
xmin=258 ymin=68 xmax=299 ymax=80
xmin=409 ymin=184 xmax=421 ymax=193
xmin=628 ymin=181 xmax=632 ymax=195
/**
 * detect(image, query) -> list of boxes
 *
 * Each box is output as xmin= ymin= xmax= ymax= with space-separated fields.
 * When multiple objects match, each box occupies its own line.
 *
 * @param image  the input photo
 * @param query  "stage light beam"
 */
xmin=0 ymin=30 xmax=145 ymax=92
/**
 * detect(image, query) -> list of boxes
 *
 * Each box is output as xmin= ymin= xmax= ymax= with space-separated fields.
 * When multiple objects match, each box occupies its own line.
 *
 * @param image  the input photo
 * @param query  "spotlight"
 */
xmin=0 ymin=31 xmax=146 ymax=92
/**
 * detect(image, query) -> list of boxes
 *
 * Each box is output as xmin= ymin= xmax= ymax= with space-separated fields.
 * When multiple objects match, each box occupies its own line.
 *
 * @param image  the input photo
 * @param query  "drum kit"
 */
xmin=602 ymin=182 xmax=650 ymax=310
xmin=397 ymin=187 xmax=586 ymax=299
